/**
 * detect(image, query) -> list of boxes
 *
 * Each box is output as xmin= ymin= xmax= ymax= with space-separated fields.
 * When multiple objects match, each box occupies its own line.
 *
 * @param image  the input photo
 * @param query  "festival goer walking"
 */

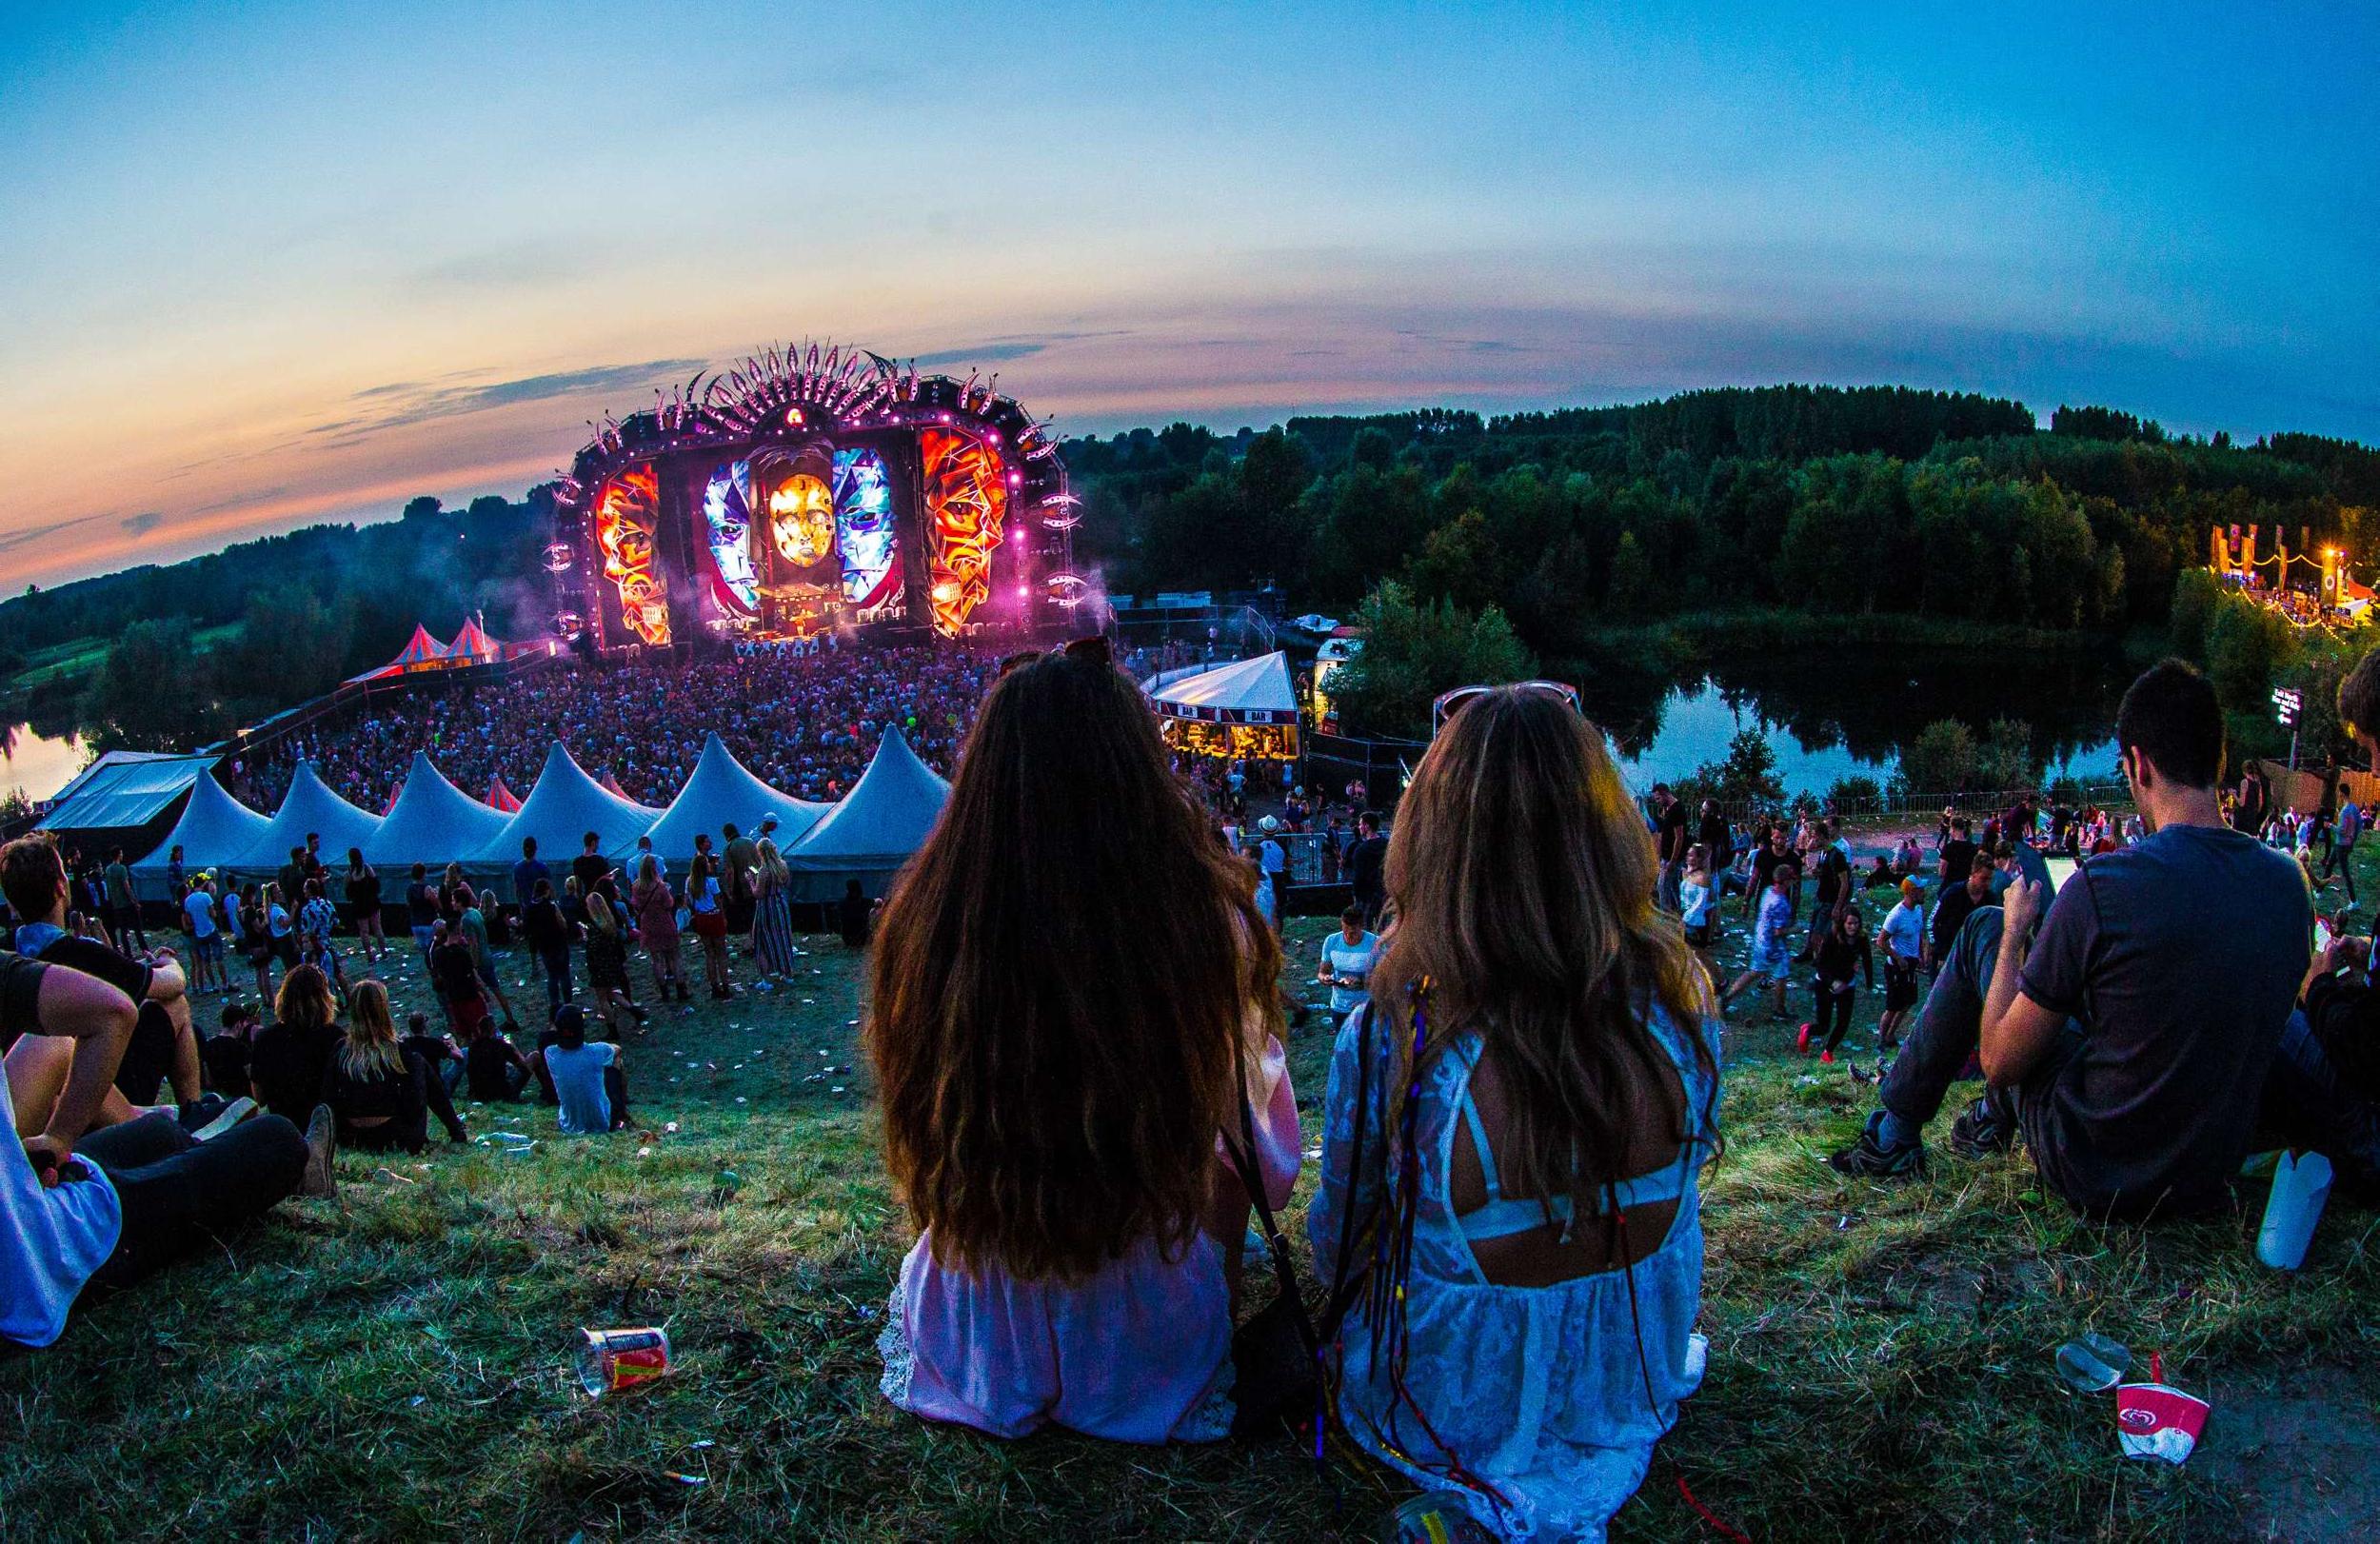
xmin=1724 ymin=864 xmax=1796 ymax=1020
xmin=404 ymin=863 xmax=439 ymax=961
xmin=629 ymin=855 xmax=685 ymax=1003
xmin=1308 ymin=684 xmax=1719 ymax=1541
xmin=1802 ymin=904 xmax=1874 ymax=1063
xmin=1875 ymin=879 xmax=1926 ymax=1048
xmin=1680 ymin=842 xmax=1718 ymax=976
xmin=752 ymin=838 xmax=799 ymax=977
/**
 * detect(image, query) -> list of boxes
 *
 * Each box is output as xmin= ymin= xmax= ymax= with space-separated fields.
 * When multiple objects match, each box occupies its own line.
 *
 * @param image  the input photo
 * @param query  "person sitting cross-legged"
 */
xmin=1831 ymin=659 xmax=2380 ymax=1214
xmin=541 ymin=1005 xmax=628 ymax=1134
xmin=1 ymin=950 xmax=315 ymax=1349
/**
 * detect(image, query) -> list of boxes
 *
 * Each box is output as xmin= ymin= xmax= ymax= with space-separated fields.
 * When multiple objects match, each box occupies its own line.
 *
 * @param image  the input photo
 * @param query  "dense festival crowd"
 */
xmin=230 ymin=643 xmax=1002 ymax=810
xmin=12 ymin=642 xmax=2380 ymax=1543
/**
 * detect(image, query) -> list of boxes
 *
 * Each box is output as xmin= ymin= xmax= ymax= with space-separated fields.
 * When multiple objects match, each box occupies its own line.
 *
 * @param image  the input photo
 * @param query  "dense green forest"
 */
xmin=8 ymin=382 xmax=2378 ymax=754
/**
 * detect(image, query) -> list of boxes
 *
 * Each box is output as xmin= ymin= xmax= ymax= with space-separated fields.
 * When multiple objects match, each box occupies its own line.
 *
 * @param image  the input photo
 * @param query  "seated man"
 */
xmin=1 ymin=950 xmax=315 ymax=1348
xmin=541 ymin=1006 xmax=628 ymax=1135
xmin=203 ymin=1000 xmax=259 ymax=1098
xmin=1833 ymin=660 xmax=2376 ymax=1217
xmin=0 ymin=834 xmax=208 ymax=1133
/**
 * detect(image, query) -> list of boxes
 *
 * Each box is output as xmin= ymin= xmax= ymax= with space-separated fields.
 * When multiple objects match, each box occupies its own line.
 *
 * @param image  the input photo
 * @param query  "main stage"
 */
xmin=544 ymin=342 xmax=1086 ymax=651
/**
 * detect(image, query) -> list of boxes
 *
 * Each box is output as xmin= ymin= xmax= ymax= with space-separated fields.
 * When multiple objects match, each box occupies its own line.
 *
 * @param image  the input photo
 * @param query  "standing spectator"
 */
xmin=346 ymin=848 xmax=386 ymax=965
xmin=2327 ymin=792 xmax=2363 ymax=906
xmin=511 ymin=837 xmax=549 ymax=909
xmin=1724 ymin=865 xmax=1797 ymax=1020
xmin=1346 ymin=812 xmax=1388 ymax=928
xmin=404 ymin=863 xmax=440 ymax=961
xmin=580 ymin=892 xmax=645 ymax=1036
xmin=297 ymin=879 xmax=349 ymax=1000
xmin=752 ymin=839 xmax=800 ymax=977
xmin=181 ymin=877 xmax=223 ymax=996
xmin=1679 ymin=842 xmax=1718 ymax=972
xmin=722 ymin=822 xmax=760 ymax=940
xmin=238 ymin=886 xmax=278 ymax=1006
xmin=629 ymin=855 xmax=686 ymax=1003
xmin=521 ymin=878 xmax=574 ymax=1019
xmin=685 ymin=850 xmax=733 ymax=1000
xmin=1315 ymin=905 xmax=1380 ymax=1031
xmin=1874 ymin=879 xmax=1927 ymax=1048
xmin=102 ymin=849 xmax=141 ymax=953
xmin=1255 ymin=817 xmax=1288 ymax=900
xmin=569 ymin=833 xmax=614 ymax=917
xmin=1937 ymin=817 xmax=1980 ymax=884
xmin=838 ymin=879 xmax=872 ymax=948
xmin=1927 ymin=857 xmax=1993 ymax=974
xmin=1652 ymin=783 xmax=1690 ymax=910
xmin=429 ymin=920 xmax=489 ymax=1041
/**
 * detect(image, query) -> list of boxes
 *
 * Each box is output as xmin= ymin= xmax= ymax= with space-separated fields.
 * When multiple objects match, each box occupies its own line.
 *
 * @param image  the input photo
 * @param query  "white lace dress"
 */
xmin=1306 ymin=1007 xmax=1720 ymax=1542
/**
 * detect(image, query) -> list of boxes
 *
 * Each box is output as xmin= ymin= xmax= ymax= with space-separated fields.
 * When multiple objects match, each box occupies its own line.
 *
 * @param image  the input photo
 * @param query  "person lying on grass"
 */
xmin=1833 ymin=659 xmax=2380 ymax=1213
xmin=0 ymin=949 xmax=316 ymax=1349
xmin=1308 ymin=683 xmax=1722 ymax=1544
xmin=868 ymin=639 xmax=1299 ymax=1444
xmin=0 ymin=832 xmax=212 ymax=1136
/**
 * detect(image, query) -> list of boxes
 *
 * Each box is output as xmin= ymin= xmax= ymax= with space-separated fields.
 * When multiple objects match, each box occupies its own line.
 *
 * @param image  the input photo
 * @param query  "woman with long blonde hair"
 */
xmin=319 ymin=979 xmax=464 ymax=1152
xmin=870 ymin=642 xmax=1299 ymax=1444
xmin=1308 ymin=685 xmax=1722 ymax=1541
xmin=751 ymin=838 xmax=799 ymax=977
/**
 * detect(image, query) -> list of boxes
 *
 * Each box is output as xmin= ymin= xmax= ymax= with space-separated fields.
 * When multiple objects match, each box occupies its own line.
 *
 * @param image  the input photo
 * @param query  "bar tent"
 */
xmin=365 ymin=751 xmax=513 ymax=870
xmin=474 ymin=743 xmax=661 ymax=868
xmin=642 ymin=732 xmax=830 ymax=862
xmin=786 ymin=728 xmax=950 ymax=897
xmin=234 ymin=761 xmax=384 ymax=879
xmin=130 ymin=774 xmax=272 ymax=896
xmin=347 ymin=624 xmax=449 ymax=683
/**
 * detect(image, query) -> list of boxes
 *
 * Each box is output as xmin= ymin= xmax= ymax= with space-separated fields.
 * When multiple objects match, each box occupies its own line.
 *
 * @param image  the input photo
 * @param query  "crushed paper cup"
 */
xmin=2116 ymin=1379 xmax=2210 ymax=1464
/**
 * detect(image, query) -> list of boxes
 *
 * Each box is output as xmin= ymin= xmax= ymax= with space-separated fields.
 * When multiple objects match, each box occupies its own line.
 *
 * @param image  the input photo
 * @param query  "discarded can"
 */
xmin=2055 ymin=1333 xmax=2132 ymax=1394
xmin=577 ymin=1326 xmax=670 ymax=1398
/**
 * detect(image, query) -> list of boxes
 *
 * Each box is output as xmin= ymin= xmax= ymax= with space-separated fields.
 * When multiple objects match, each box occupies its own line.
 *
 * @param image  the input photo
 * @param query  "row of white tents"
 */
xmin=127 ymin=730 xmax=949 ymax=904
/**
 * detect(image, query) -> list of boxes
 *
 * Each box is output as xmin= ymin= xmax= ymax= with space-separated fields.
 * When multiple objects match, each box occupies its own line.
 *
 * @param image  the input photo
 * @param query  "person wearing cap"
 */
xmin=1874 ymin=877 xmax=1927 ymax=1049
xmin=1255 ymin=816 xmax=1287 ymax=901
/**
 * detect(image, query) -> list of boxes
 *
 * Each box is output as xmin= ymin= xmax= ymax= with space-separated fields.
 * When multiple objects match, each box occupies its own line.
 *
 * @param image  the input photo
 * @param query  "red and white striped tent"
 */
xmin=486 ymin=777 xmax=524 ymax=813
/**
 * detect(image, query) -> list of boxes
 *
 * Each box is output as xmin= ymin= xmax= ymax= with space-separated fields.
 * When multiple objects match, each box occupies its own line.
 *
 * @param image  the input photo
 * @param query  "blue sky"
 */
xmin=0 ymin=1 xmax=2372 ymax=585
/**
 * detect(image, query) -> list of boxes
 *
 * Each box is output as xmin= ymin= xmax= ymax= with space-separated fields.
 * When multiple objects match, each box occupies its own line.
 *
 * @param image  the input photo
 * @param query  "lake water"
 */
xmin=1586 ymin=646 xmax=2130 ymax=798
xmin=0 ymin=723 xmax=89 ymax=804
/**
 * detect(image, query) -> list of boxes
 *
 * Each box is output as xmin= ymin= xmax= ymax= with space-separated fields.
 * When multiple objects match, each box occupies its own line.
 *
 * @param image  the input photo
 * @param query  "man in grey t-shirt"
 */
xmin=1833 ymin=660 xmax=2380 ymax=1217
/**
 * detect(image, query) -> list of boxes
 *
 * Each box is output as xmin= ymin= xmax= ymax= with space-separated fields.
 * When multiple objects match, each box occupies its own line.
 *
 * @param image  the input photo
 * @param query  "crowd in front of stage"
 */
xmin=10 ymin=643 xmax=2380 ymax=1543
xmin=231 ymin=643 xmax=1001 ymax=811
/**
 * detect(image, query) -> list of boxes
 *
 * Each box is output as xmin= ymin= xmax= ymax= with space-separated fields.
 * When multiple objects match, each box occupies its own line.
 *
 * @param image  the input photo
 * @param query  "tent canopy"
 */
xmin=131 ymin=773 xmax=271 ymax=885
xmin=236 ymin=761 xmax=384 ymax=876
xmin=643 ymin=732 xmax=829 ymax=861
xmin=475 ymin=742 xmax=661 ymax=867
xmin=486 ymin=777 xmax=523 ymax=813
xmin=443 ymin=616 xmax=498 ymax=662
xmin=366 ymin=751 xmax=512 ymax=869
xmin=786 ymin=728 xmax=949 ymax=880
xmin=38 ymin=752 xmax=214 ymax=833
xmin=347 ymin=624 xmax=449 ymax=683
xmin=1148 ymin=651 xmax=1298 ymax=723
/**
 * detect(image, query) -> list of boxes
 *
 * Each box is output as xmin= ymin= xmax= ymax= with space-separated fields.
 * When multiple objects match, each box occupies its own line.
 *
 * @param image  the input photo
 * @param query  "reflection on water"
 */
xmin=1579 ymin=645 xmax=2130 ymax=796
xmin=0 ymin=723 xmax=89 ymax=804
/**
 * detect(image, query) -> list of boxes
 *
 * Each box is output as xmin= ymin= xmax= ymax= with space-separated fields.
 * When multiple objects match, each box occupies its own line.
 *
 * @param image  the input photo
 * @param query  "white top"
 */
xmin=1319 ymin=929 xmax=1381 ymax=1015
xmin=1880 ymin=901 xmax=1925 ymax=962
xmin=1680 ymin=875 xmax=1714 ymax=928
xmin=0 ymin=1057 xmax=123 ymax=1346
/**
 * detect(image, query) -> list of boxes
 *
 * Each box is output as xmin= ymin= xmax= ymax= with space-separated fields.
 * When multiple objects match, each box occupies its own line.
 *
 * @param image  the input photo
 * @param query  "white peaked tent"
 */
xmin=1146 ymin=650 xmax=1299 ymax=720
xmin=474 ymin=742 xmax=661 ymax=869
xmin=643 ymin=732 xmax=829 ymax=861
xmin=366 ymin=751 xmax=513 ymax=869
xmin=235 ymin=761 xmax=384 ymax=878
xmin=130 ymin=774 xmax=272 ymax=896
xmin=786 ymin=728 xmax=950 ymax=898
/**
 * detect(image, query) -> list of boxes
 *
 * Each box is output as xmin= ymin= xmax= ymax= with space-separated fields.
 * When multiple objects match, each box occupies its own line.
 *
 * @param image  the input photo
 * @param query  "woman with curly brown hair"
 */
xmin=1308 ymin=684 xmax=1722 ymax=1541
xmin=869 ymin=641 xmax=1299 ymax=1444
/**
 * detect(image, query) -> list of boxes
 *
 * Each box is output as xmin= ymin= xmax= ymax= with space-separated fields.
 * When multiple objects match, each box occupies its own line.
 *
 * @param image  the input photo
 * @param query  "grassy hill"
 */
xmin=5 ymin=901 xmax=2375 ymax=1541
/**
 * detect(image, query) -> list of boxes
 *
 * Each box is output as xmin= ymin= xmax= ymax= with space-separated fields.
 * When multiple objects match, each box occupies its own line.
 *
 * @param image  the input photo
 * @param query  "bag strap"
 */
xmin=1221 ymin=1041 xmax=1320 ymax=1358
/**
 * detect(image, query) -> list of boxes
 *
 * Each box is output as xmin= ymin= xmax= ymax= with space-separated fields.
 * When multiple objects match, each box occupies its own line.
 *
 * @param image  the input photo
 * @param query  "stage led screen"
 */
xmin=702 ymin=459 xmax=760 ymax=616
xmin=833 ymin=448 xmax=902 ymax=620
xmin=593 ymin=463 xmax=670 ymax=645
xmin=920 ymin=426 xmax=1008 ymax=636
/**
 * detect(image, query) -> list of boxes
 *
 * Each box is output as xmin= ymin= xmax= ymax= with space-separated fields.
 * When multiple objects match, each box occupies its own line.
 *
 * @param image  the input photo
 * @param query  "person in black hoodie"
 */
xmin=1800 ymin=905 xmax=1874 ymax=1064
xmin=318 ymin=980 xmax=465 ymax=1152
xmin=249 ymin=965 xmax=342 ymax=1124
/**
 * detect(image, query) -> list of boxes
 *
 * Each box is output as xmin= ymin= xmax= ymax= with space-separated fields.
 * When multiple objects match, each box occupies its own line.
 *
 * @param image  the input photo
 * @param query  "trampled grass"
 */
xmin=4 ymin=894 xmax=2376 ymax=1541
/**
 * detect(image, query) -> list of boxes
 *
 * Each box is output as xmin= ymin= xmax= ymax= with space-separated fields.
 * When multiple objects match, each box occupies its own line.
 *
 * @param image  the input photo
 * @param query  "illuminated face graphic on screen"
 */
xmin=833 ymin=448 xmax=901 ymax=616
xmin=920 ymin=427 xmax=1008 ymax=636
xmin=592 ymin=464 xmax=670 ymax=644
xmin=702 ymin=460 xmax=760 ymax=615
xmin=767 ymin=470 xmax=834 ymax=566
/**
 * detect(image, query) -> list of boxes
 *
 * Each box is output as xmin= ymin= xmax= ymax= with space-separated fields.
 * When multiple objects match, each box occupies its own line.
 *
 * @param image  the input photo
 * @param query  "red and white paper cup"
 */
xmin=577 ymin=1326 xmax=670 ymax=1397
xmin=2115 ymin=1379 xmax=2210 ymax=1465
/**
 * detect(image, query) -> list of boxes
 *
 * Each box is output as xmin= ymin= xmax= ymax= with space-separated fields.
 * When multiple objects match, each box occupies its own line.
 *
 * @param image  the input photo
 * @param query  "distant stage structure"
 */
xmin=545 ymin=342 xmax=1086 ymax=650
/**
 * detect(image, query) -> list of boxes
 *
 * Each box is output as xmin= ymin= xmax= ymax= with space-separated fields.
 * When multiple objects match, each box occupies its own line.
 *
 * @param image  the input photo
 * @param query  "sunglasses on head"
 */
xmin=1430 ymin=680 xmax=1584 ymax=734
xmin=1000 ymin=635 xmax=1114 ymax=676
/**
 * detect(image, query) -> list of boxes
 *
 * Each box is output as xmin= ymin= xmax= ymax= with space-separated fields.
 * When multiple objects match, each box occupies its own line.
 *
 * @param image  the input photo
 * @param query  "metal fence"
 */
xmin=1692 ymin=782 xmax=2135 ymax=830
